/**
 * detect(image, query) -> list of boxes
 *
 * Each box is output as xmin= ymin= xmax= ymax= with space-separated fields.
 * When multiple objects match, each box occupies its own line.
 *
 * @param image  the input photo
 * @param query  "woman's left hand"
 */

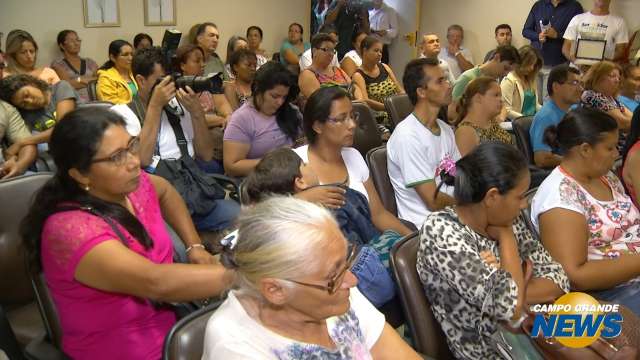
xmin=187 ymin=247 xmax=217 ymax=264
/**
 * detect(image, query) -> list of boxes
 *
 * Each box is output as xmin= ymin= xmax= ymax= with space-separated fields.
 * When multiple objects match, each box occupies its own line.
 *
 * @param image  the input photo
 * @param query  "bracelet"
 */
xmin=185 ymin=243 xmax=206 ymax=254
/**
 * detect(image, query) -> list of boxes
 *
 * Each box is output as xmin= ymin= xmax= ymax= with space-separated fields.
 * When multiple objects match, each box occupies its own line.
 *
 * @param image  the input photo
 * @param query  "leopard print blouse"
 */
xmin=416 ymin=207 xmax=569 ymax=360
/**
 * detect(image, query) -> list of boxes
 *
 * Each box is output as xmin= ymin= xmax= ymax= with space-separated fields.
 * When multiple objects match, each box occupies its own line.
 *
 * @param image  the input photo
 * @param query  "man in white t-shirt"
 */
xmin=418 ymin=34 xmax=455 ymax=85
xmin=387 ymin=58 xmax=461 ymax=228
xmin=438 ymin=24 xmax=474 ymax=80
xmin=562 ymin=0 xmax=628 ymax=63
xmin=299 ymin=24 xmax=339 ymax=71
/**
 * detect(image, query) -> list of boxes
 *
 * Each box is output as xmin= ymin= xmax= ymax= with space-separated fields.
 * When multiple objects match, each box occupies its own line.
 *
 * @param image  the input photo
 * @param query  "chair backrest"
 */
xmin=76 ymin=101 xmax=114 ymax=111
xmin=87 ymin=80 xmax=98 ymax=102
xmin=384 ymin=93 xmax=413 ymax=129
xmin=390 ymin=232 xmax=455 ymax=359
xmin=31 ymin=272 xmax=63 ymax=348
xmin=351 ymin=102 xmax=382 ymax=157
xmin=365 ymin=146 xmax=397 ymax=216
xmin=0 ymin=173 xmax=53 ymax=306
xmin=512 ymin=116 xmax=535 ymax=165
xmin=163 ymin=301 xmax=222 ymax=360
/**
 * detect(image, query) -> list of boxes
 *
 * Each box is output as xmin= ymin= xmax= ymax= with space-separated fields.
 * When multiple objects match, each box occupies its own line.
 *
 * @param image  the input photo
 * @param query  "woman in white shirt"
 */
xmin=341 ymin=30 xmax=368 ymax=78
xmin=202 ymin=197 xmax=421 ymax=360
xmin=294 ymin=86 xmax=411 ymax=236
xmin=531 ymin=107 xmax=640 ymax=315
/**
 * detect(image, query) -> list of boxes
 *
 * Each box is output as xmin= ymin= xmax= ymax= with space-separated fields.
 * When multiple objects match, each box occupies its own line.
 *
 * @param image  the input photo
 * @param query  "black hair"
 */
xmin=437 ymin=142 xmax=528 ymax=205
xmin=303 ymin=86 xmax=350 ymax=144
xmin=246 ymin=25 xmax=264 ymax=39
xmin=0 ymin=74 xmax=49 ymax=107
xmin=318 ymin=23 xmax=338 ymax=36
xmin=173 ymin=44 xmax=205 ymax=73
xmin=547 ymin=64 xmax=581 ymax=96
xmin=20 ymin=107 xmax=153 ymax=272
xmin=99 ymin=39 xmax=132 ymax=70
xmin=494 ymin=24 xmax=512 ymax=35
xmin=403 ymin=57 xmax=440 ymax=105
xmin=252 ymin=61 xmax=301 ymax=142
xmin=544 ymin=107 xmax=618 ymax=152
xmin=244 ymin=148 xmax=303 ymax=203
xmin=360 ymin=35 xmax=382 ymax=54
xmin=132 ymin=46 xmax=165 ymax=78
xmin=229 ymin=48 xmax=257 ymax=76
xmin=622 ymin=107 xmax=640 ymax=162
xmin=289 ymin=22 xmax=304 ymax=36
xmin=351 ymin=29 xmax=368 ymax=45
xmin=133 ymin=33 xmax=153 ymax=49
xmin=492 ymin=45 xmax=520 ymax=64
xmin=56 ymin=30 xmax=76 ymax=52
xmin=311 ymin=33 xmax=335 ymax=49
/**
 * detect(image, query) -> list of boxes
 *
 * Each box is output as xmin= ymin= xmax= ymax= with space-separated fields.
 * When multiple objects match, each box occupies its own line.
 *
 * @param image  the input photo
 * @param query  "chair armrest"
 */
xmin=400 ymin=219 xmax=418 ymax=232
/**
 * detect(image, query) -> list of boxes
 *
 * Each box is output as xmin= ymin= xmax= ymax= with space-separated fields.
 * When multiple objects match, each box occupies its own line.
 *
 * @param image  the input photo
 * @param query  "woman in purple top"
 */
xmin=223 ymin=61 xmax=302 ymax=176
xmin=21 ymin=108 xmax=231 ymax=359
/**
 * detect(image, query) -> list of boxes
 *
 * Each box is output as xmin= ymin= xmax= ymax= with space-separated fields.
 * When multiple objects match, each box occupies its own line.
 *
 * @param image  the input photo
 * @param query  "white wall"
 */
xmin=419 ymin=0 xmax=640 ymax=65
xmin=386 ymin=0 xmax=419 ymax=79
xmin=0 ymin=0 xmax=310 ymax=67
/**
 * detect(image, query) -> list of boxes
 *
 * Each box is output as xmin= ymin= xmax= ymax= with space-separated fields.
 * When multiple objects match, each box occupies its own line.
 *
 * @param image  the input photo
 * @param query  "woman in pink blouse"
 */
xmin=21 ymin=107 xmax=231 ymax=359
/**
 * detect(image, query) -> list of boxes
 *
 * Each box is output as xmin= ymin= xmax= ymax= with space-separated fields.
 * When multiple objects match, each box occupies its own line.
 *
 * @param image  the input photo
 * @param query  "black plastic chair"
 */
xmin=162 ymin=301 xmax=222 ymax=360
xmin=512 ymin=116 xmax=551 ymax=188
xmin=352 ymin=102 xmax=383 ymax=157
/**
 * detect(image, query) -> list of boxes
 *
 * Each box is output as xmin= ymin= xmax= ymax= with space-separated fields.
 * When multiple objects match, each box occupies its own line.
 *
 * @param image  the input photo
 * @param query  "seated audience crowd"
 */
xmin=4 ymin=2 xmax=640 ymax=358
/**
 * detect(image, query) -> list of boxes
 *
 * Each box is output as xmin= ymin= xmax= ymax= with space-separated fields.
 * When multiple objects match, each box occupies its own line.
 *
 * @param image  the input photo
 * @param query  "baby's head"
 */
xmin=245 ymin=148 xmax=319 ymax=203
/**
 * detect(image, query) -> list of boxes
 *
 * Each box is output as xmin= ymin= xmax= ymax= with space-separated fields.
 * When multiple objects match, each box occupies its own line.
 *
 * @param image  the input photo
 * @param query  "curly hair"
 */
xmin=0 ymin=74 xmax=50 ymax=106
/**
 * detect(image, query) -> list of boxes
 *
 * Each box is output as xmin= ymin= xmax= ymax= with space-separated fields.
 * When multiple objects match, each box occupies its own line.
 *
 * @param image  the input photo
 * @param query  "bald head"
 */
xmin=421 ymin=34 xmax=441 ymax=58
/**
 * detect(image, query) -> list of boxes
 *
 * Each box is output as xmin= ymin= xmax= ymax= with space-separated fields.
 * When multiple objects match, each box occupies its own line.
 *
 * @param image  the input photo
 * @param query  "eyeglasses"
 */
xmin=317 ymin=47 xmax=337 ymax=54
xmin=286 ymin=245 xmax=357 ymax=294
xmin=91 ymin=136 xmax=140 ymax=166
xmin=327 ymin=111 xmax=360 ymax=125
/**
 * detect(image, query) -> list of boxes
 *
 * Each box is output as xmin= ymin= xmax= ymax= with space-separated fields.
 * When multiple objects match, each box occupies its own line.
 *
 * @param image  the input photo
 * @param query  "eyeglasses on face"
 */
xmin=317 ymin=47 xmax=337 ymax=54
xmin=327 ymin=111 xmax=360 ymax=125
xmin=562 ymin=80 xmax=584 ymax=87
xmin=91 ymin=136 xmax=140 ymax=166
xmin=286 ymin=245 xmax=357 ymax=294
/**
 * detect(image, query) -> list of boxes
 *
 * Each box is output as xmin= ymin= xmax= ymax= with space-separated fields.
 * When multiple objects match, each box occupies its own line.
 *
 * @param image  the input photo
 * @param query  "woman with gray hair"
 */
xmin=202 ymin=197 xmax=421 ymax=359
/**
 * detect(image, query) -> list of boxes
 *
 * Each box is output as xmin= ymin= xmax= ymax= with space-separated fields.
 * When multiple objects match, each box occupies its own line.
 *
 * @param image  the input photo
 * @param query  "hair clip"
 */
xmin=220 ymin=229 xmax=239 ymax=250
xmin=436 ymin=155 xmax=457 ymax=177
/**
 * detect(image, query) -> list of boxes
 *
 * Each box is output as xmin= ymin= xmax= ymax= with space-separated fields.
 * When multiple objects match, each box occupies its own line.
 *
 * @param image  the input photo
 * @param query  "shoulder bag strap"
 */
xmin=164 ymin=110 xmax=190 ymax=158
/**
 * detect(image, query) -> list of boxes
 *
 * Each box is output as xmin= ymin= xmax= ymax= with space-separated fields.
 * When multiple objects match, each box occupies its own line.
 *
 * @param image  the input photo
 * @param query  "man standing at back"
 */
xmin=419 ymin=34 xmax=455 ymax=84
xmin=324 ymin=0 xmax=370 ymax=60
xmin=438 ymin=25 xmax=474 ymax=80
xmin=387 ymin=58 xmax=460 ymax=228
xmin=484 ymin=24 xmax=513 ymax=63
xmin=368 ymin=0 xmax=398 ymax=64
xmin=562 ymin=0 xmax=628 ymax=64
xmin=523 ymin=0 xmax=583 ymax=98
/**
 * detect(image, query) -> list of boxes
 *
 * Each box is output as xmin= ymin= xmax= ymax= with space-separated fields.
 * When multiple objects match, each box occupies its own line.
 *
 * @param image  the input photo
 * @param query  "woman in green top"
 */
xmin=500 ymin=45 xmax=542 ymax=119
xmin=455 ymin=76 xmax=513 ymax=156
xmin=280 ymin=23 xmax=310 ymax=71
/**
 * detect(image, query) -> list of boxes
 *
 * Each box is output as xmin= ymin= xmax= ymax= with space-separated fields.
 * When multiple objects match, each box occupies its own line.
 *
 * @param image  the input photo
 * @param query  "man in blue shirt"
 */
xmin=530 ymin=64 xmax=582 ymax=168
xmin=523 ymin=0 xmax=583 ymax=99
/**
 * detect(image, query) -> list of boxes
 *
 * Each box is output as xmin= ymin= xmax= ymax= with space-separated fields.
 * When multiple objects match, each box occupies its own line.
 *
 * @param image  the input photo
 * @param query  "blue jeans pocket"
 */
xmin=351 ymin=245 xmax=395 ymax=307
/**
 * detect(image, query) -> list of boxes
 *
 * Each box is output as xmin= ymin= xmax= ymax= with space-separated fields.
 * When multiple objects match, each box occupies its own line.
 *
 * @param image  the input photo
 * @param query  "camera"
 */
xmin=173 ymin=72 xmax=224 ymax=94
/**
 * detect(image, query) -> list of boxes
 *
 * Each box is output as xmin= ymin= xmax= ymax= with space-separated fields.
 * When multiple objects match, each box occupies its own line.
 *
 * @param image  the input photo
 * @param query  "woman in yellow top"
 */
xmin=96 ymin=40 xmax=136 ymax=104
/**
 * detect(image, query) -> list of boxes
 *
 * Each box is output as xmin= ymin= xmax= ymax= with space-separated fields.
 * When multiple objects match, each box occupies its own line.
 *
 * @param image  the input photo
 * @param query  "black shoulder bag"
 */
xmin=153 ymin=110 xmax=226 ymax=217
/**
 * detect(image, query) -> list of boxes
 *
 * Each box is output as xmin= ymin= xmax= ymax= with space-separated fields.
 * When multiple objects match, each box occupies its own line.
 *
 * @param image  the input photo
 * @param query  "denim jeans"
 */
xmin=191 ymin=199 xmax=240 ymax=232
xmin=590 ymin=282 xmax=640 ymax=316
xmin=351 ymin=245 xmax=396 ymax=307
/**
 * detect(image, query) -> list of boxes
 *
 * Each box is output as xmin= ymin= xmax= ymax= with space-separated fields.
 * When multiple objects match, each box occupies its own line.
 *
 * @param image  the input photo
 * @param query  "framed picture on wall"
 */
xmin=83 ymin=0 xmax=120 ymax=27
xmin=144 ymin=0 xmax=177 ymax=26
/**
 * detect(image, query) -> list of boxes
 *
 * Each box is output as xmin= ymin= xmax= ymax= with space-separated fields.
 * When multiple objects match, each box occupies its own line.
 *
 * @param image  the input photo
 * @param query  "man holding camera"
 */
xmin=111 ymin=47 xmax=239 ymax=232
xmin=324 ymin=0 xmax=370 ymax=59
